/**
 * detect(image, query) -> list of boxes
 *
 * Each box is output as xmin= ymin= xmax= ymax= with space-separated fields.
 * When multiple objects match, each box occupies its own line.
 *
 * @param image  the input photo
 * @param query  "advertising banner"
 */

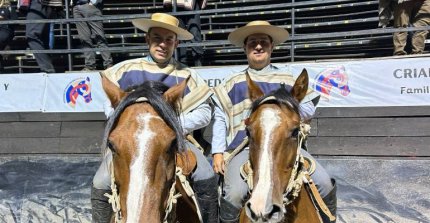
xmin=43 ymin=72 xmax=108 ymax=112
xmin=288 ymin=57 xmax=430 ymax=107
xmin=0 ymin=73 xmax=45 ymax=112
xmin=1 ymin=57 xmax=429 ymax=112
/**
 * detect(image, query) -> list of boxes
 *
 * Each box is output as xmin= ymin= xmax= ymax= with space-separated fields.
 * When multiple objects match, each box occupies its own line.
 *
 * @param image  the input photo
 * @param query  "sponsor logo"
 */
xmin=314 ymin=66 xmax=351 ymax=100
xmin=64 ymin=77 xmax=92 ymax=108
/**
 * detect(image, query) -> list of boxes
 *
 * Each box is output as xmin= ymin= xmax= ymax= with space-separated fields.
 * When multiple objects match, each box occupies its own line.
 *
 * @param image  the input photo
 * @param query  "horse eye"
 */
xmin=291 ymin=128 xmax=300 ymax=138
xmin=107 ymin=140 xmax=117 ymax=153
xmin=245 ymin=127 xmax=251 ymax=137
xmin=170 ymin=139 xmax=178 ymax=151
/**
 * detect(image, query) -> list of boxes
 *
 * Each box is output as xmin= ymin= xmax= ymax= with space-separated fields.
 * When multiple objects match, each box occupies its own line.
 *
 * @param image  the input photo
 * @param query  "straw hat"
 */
xmin=132 ymin=13 xmax=193 ymax=40
xmin=228 ymin=21 xmax=289 ymax=47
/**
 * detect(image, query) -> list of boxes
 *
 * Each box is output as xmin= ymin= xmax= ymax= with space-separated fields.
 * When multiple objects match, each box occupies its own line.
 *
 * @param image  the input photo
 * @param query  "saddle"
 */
xmin=176 ymin=149 xmax=197 ymax=176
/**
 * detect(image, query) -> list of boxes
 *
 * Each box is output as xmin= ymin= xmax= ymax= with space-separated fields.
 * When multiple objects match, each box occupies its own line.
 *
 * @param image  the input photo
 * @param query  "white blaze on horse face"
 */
xmin=249 ymin=107 xmax=281 ymax=215
xmin=127 ymin=113 xmax=159 ymax=222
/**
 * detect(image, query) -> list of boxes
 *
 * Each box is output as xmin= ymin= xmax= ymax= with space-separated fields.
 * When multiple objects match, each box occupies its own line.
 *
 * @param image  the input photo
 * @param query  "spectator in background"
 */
xmin=71 ymin=0 xmax=112 ymax=71
xmin=378 ymin=0 xmax=395 ymax=28
xmin=26 ymin=0 xmax=63 ymax=73
xmin=393 ymin=0 xmax=430 ymax=55
xmin=164 ymin=0 xmax=206 ymax=66
xmin=0 ymin=0 xmax=17 ymax=72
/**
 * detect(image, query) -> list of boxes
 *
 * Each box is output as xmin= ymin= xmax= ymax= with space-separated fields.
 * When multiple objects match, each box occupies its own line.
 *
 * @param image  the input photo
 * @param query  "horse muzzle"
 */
xmin=244 ymin=200 xmax=285 ymax=223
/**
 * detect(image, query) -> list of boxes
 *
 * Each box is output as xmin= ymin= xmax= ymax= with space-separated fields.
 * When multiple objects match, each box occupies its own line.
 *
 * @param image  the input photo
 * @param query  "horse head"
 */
xmin=243 ymin=69 xmax=309 ymax=223
xmin=101 ymin=75 xmax=189 ymax=222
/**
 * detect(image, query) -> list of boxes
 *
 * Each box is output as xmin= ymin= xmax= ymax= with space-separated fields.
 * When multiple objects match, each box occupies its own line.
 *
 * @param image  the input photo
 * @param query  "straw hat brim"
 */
xmin=132 ymin=18 xmax=194 ymax=41
xmin=228 ymin=25 xmax=289 ymax=47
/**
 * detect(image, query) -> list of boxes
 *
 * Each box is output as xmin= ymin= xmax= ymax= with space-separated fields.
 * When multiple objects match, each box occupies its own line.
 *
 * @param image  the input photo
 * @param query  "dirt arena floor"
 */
xmin=0 ymin=155 xmax=429 ymax=223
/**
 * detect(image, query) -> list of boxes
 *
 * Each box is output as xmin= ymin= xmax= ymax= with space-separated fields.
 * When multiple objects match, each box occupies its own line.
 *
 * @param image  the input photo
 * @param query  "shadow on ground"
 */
xmin=0 ymin=156 xmax=429 ymax=223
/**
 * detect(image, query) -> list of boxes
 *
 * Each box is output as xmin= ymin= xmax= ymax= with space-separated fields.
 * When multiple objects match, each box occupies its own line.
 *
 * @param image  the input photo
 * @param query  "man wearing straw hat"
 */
xmin=91 ymin=13 xmax=218 ymax=223
xmin=211 ymin=21 xmax=337 ymax=223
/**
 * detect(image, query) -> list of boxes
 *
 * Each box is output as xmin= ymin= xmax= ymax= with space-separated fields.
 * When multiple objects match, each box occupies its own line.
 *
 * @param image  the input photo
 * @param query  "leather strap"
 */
xmin=304 ymin=174 xmax=336 ymax=222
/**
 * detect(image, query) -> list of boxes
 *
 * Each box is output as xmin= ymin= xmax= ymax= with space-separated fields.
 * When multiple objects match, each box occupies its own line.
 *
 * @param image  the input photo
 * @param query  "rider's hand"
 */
xmin=212 ymin=153 xmax=225 ymax=175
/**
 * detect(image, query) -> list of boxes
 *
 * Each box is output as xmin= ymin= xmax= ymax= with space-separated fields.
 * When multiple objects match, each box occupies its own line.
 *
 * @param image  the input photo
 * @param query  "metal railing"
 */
xmin=0 ymin=0 xmax=429 ymax=72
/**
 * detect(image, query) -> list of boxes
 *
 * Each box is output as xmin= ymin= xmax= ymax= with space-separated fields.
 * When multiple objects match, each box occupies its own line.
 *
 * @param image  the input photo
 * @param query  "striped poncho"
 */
xmin=102 ymin=57 xmax=212 ymax=116
xmin=214 ymin=66 xmax=319 ymax=151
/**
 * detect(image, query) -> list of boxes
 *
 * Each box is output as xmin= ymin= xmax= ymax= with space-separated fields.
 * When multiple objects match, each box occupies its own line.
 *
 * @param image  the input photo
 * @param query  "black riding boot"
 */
xmin=193 ymin=176 xmax=219 ymax=223
xmin=219 ymin=197 xmax=241 ymax=223
xmin=321 ymin=179 xmax=337 ymax=223
xmin=91 ymin=186 xmax=113 ymax=223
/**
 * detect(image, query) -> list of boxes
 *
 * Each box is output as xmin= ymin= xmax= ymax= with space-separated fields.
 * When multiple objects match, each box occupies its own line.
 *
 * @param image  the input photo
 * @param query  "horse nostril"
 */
xmin=266 ymin=204 xmax=283 ymax=220
xmin=245 ymin=201 xmax=259 ymax=221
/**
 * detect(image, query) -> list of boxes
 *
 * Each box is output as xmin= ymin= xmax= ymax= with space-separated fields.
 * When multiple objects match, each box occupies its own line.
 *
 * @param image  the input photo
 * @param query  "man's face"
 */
xmin=146 ymin=27 xmax=179 ymax=64
xmin=244 ymin=33 xmax=274 ymax=70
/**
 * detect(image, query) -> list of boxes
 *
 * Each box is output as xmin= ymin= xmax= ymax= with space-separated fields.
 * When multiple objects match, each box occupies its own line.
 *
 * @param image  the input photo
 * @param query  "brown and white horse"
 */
xmin=240 ymin=69 xmax=323 ymax=223
xmin=101 ymin=76 xmax=199 ymax=223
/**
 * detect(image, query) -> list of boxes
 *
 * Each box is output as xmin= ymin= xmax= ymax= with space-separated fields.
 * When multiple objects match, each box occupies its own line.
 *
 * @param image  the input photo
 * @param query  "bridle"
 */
xmin=104 ymin=96 xmax=150 ymax=223
xmin=243 ymin=95 xmax=336 ymax=222
xmin=244 ymin=95 xmax=309 ymax=206
xmin=104 ymin=96 xmax=202 ymax=223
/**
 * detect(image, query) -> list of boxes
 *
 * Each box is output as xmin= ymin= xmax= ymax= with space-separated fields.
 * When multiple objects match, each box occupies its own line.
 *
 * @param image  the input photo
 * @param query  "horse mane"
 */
xmin=250 ymin=85 xmax=300 ymax=115
xmin=102 ymin=81 xmax=186 ymax=155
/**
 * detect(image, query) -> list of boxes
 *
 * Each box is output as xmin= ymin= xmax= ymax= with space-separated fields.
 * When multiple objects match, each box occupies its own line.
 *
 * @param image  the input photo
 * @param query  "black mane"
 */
xmin=251 ymin=86 xmax=300 ymax=115
xmin=102 ymin=81 xmax=186 ymax=154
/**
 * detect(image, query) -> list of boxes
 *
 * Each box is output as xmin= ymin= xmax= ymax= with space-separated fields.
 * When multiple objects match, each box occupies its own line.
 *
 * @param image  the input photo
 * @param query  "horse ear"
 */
xmin=101 ymin=74 xmax=127 ymax=108
xmin=246 ymin=71 xmax=264 ymax=102
xmin=163 ymin=76 xmax=190 ymax=105
xmin=291 ymin=69 xmax=309 ymax=102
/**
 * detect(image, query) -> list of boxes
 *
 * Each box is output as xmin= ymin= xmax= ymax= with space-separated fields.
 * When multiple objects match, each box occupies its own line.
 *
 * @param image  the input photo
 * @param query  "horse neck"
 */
xmin=285 ymin=185 xmax=321 ymax=223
